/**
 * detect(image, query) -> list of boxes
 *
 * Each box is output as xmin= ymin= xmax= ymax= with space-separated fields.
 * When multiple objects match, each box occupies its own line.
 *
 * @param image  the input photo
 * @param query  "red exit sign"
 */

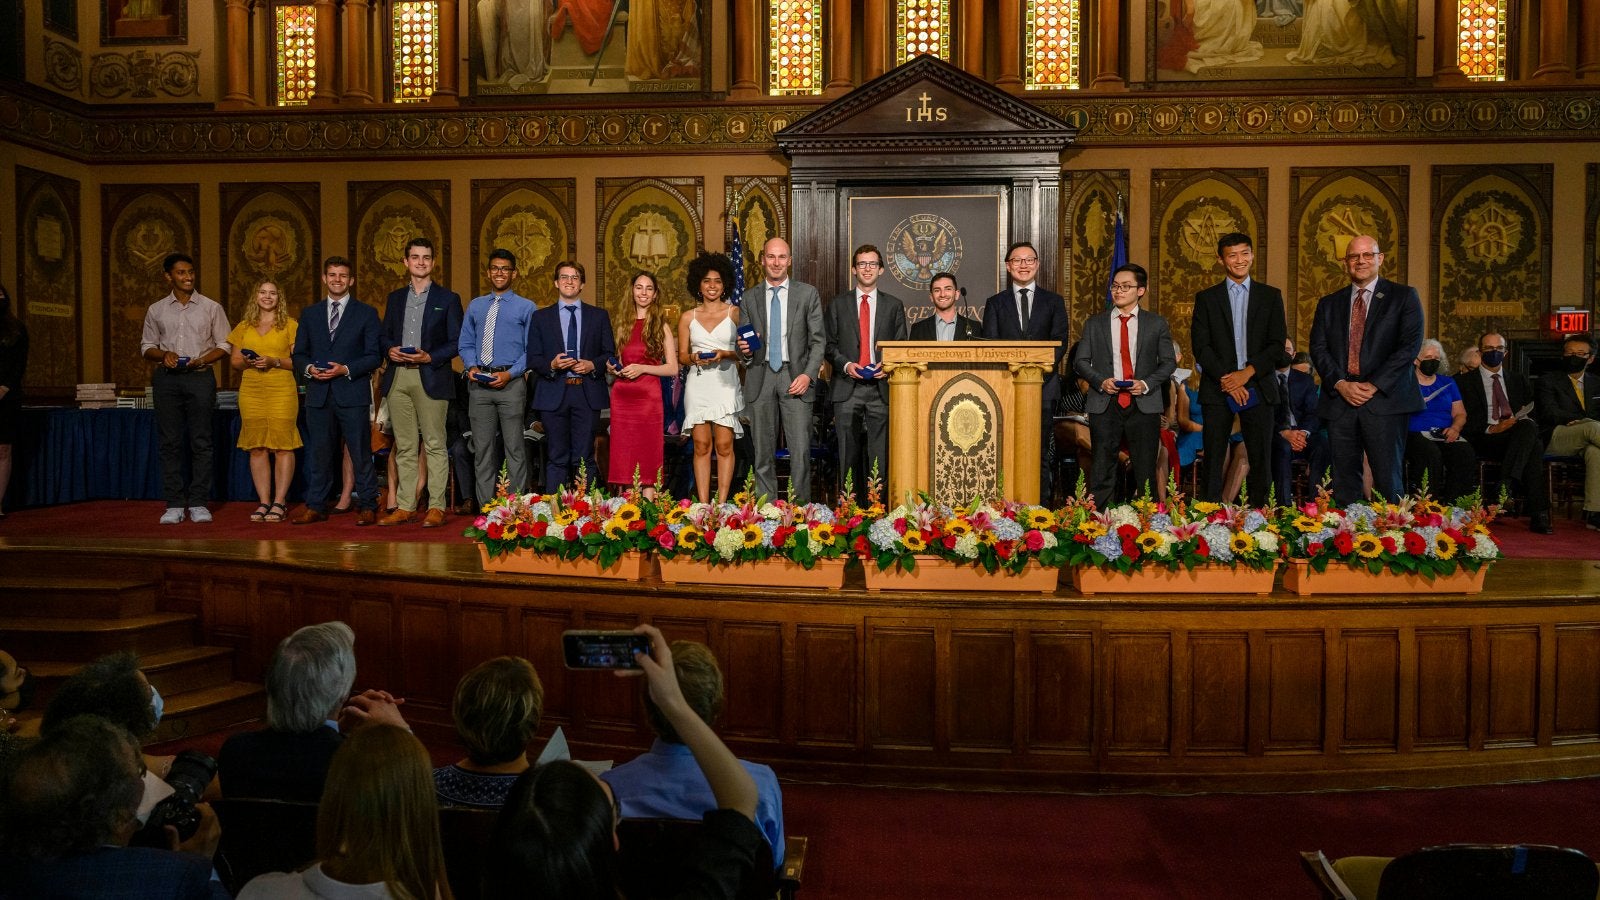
xmin=1550 ymin=309 xmax=1591 ymax=334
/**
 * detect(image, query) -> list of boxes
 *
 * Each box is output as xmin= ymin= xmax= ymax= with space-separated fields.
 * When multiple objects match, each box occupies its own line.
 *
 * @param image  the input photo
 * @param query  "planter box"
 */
xmin=658 ymin=556 xmax=848 ymax=589
xmin=1070 ymin=564 xmax=1277 ymax=596
xmin=862 ymin=556 xmax=1061 ymax=593
xmin=477 ymin=546 xmax=652 ymax=580
xmin=1282 ymin=559 xmax=1489 ymax=596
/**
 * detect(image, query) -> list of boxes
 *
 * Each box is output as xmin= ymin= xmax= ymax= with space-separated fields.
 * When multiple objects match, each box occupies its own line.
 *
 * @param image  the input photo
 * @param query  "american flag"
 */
xmin=1103 ymin=206 xmax=1127 ymax=310
xmin=729 ymin=220 xmax=746 ymax=306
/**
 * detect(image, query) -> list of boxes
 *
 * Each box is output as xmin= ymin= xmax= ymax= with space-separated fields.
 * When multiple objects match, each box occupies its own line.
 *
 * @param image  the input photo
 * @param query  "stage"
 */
xmin=5 ymin=501 xmax=1600 ymax=793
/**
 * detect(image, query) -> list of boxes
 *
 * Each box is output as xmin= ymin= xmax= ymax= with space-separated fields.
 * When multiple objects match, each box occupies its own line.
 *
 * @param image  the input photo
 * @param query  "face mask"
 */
xmin=149 ymin=684 xmax=164 ymax=726
xmin=1480 ymin=349 xmax=1505 ymax=368
xmin=1565 ymin=355 xmax=1590 ymax=373
xmin=1418 ymin=359 xmax=1441 ymax=376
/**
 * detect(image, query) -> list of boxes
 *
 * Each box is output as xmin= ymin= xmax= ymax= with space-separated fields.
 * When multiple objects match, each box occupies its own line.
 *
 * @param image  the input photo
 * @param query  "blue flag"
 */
xmin=1104 ymin=208 xmax=1127 ymax=310
xmin=729 ymin=220 xmax=746 ymax=306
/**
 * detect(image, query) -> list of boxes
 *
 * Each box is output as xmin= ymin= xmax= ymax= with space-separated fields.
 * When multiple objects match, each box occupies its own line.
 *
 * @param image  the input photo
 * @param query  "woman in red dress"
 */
xmin=607 ymin=272 xmax=679 ymax=492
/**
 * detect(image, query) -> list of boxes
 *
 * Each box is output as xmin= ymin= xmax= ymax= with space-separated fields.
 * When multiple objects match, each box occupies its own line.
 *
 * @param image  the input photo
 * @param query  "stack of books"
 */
xmin=215 ymin=390 xmax=239 ymax=410
xmin=76 ymin=383 xmax=118 ymax=409
xmin=116 ymin=388 xmax=152 ymax=409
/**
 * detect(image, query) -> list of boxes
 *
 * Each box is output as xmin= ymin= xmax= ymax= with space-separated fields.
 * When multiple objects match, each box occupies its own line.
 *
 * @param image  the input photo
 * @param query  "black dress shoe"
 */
xmin=1531 ymin=512 xmax=1555 ymax=534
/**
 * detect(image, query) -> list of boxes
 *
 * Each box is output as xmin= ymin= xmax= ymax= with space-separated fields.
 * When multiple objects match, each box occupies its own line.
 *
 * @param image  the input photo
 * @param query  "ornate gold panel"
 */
xmin=470 ymin=178 xmax=577 ymax=301
xmin=1288 ymin=167 xmax=1407 ymax=350
xmin=1063 ymin=170 xmax=1131 ymax=332
xmin=928 ymin=373 xmax=1003 ymax=506
xmin=101 ymin=183 xmax=198 ymax=388
xmin=1150 ymin=169 xmax=1267 ymax=355
xmin=1431 ymin=165 xmax=1551 ymax=357
xmin=724 ymin=175 xmax=788 ymax=298
xmin=596 ymin=177 xmax=704 ymax=325
xmin=348 ymin=181 xmax=451 ymax=314
xmin=220 ymin=183 xmax=320 ymax=338
xmin=16 ymin=166 xmax=82 ymax=393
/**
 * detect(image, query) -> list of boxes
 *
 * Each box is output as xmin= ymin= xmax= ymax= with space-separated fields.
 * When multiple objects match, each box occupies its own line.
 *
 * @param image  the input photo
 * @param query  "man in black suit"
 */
xmin=1537 ymin=334 xmax=1600 ymax=529
xmin=909 ymin=272 xmax=981 ymax=341
xmin=983 ymin=241 xmax=1071 ymax=498
xmin=1308 ymin=235 xmax=1423 ymax=506
xmin=1073 ymin=264 xmax=1176 ymax=507
xmin=1271 ymin=338 xmax=1327 ymax=506
xmin=527 ymin=261 xmax=616 ymax=490
xmin=378 ymin=237 xmax=462 ymax=528
xmin=290 ymin=257 xmax=382 ymax=526
xmin=825 ymin=244 xmax=907 ymax=494
xmin=1458 ymin=331 xmax=1552 ymax=532
xmin=1190 ymin=232 xmax=1288 ymax=504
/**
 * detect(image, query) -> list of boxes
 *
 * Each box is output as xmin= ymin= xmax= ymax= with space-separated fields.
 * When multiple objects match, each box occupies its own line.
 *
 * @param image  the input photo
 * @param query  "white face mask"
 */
xmin=149 ymin=683 xmax=164 ymax=726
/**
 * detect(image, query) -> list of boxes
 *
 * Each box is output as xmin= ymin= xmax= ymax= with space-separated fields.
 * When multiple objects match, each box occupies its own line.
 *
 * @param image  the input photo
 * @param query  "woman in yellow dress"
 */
xmin=228 ymin=281 xmax=302 ymax=523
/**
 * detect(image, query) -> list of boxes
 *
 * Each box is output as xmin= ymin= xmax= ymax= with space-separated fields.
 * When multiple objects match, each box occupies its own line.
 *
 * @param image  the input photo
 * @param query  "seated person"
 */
xmin=220 ymin=621 xmax=407 ymax=801
xmin=1536 ymin=333 xmax=1600 ymax=530
xmin=434 ymin=655 xmax=544 ymax=809
xmin=42 ymin=651 xmax=178 ymax=788
xmin=1405 ymin=339 xmax=1476 ymax=503
xmin=1457 ymin=332 xmax=1552 ymax=533
xmin=602 ymin=640 xmax=784 ymax=868
xmin=0 ymin=715 xmax=225 ymax=899
xmin=1272 ymin=338 xmax=1328 ymax=505
xmin=485 ymin=625 xmax=766 ymax=900
xmin=0 ymin=649 xmax=35 ymax=774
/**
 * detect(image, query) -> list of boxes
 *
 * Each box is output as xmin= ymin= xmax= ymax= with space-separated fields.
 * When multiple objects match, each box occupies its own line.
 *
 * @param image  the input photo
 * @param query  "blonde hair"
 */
xmin=243 ymin=281 xmax=287 ymax=331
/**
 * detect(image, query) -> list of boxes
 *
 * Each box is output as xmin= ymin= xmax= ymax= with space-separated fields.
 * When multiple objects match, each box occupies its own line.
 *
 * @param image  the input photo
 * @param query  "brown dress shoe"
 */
xmin=290 ymin=507 xmax=328 ymax=525
xmin=377 ymin=508 xmax=416 ymax=526
xmin=354 ymin=508 xmax=376 ymax=526
xmin=421 ymin=508 xmax=447 ymax=528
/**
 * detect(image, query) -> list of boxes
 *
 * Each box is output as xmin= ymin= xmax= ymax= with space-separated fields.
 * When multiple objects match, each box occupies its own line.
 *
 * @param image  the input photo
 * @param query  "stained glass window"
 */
xmin=392 ymin=1 xmax=438 ymax=103
xmin=1025 ymin=0 xmax=1081 ymax=89
xmin=273 ymin=5 xmax=317 ymax=106
xmin=895 ymin=0 xmax=950 ymax=66
xmin=768 ymin=0 xmax=823 ymax=95
xmin=1457 ymin=0 xmax=1507 ymax=80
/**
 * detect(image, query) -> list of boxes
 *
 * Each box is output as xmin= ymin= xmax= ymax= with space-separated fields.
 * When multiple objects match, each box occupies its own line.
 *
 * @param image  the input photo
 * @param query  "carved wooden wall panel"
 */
xmin=1027 ymin=631 xmax=1095 ymax=752
xmin=596 ymin=177 xmax=704 ymax=323
xmin=1187 ymin=632 xmax=1248 ymax=754
xmin=348 ymin=596 xmax=397 ymax=693
xmin=101 ymin=183 xmax=198 ymax=388
xmin=721 ymin=622 xmax=784 ymax=743
xmin=1484 ymin=626 xmax=1540 ymax=746
xmin=1415 ymin=628 xmax=1471 ymax=748
xmin=398 ymin=599 xmax=453 ymax=709
xmin=795 ymin=624 xmax=858 ymax=747
xmin=469 ymin=178 xmax=577 ymax=302
xmin=1149 ymin=169 xmax=1267 ymax=355
xmin=15 ymin=166 xmax=82 ymax=395
xmin=948 ymin=628 xmax=1015 ymax=750
xmin=1342 ymin=630 xmax=1400 ymax=751
xmin=1288 ymin=167 xmax=1408 ymax=351
xmin=725 ymin=176 xmax=789 ymax=302
xmin=246 ymin=584 xmax=295 ymax=679
xmin=1263 ymin=631 xmax=1322 ymax=751
xmin=348 ymin=181 xmax=452 ymax=315
xmin=1553 ymin=625 xmax=1600 ymax=742
xmin=459 ymin=604 xmax=514 ymax=669
xmin=520 ymin=608 xmax=575 ymax=723
xmin=219 ymin=183 xmax=320 ymax=376
xmin=867 ymin=624 xmax=937 ymax=749
xmin=1062 ymin=170 xmax=1131 ymax=335
xmin=1104 ymin=633 xmax=1171 ymax=755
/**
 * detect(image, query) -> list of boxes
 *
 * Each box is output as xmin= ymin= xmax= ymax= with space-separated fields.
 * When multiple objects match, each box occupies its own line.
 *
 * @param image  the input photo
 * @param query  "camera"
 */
xmin=134 ymin=749 xmax=218 ymax=846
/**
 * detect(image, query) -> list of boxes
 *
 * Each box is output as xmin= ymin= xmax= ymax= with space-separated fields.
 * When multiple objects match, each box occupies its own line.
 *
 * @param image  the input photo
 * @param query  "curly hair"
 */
xmin=685 ymin=251 xmax=735 ymax=303
xmin=42 ymin=652 xmax=157 ymax=740
xmin=2 ymin=716 xmax=143 ymax=860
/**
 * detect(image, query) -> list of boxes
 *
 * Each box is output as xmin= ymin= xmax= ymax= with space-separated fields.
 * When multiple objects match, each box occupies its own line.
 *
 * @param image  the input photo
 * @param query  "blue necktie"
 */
xmin=1231 ymin=282 xmax=1248 ymax=369
xmin=565 ymin=305 xmax=578 ymax=356
xmin=768 ymin=285 xmax=783 ymax=373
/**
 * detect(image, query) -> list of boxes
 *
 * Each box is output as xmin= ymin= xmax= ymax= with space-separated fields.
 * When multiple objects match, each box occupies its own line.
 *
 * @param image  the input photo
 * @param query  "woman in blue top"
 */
xmin=1405 ymin=338 xmax=1477 ymax=503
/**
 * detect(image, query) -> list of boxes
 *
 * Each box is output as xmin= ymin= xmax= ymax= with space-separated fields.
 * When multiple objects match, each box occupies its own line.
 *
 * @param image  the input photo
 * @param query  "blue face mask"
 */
xmin=1480 ymin=349 xmax=1505 ymax=368
xmin=149 ymin=684 xmax=164 ymax=726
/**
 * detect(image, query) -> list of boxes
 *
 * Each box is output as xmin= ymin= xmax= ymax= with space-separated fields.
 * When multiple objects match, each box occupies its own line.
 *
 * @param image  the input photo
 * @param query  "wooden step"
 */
xmin=0 ymin=577 xmax=159 ymax=619
xmin=0 ymin=552 xmax=159 ymax=581
xmin=0 ymin=612 xmax=197 ymax=661
xmin=152 ymin=682 xmax=266 ymax=744
xmin=25 ymin=646 xmax=240 ymax=706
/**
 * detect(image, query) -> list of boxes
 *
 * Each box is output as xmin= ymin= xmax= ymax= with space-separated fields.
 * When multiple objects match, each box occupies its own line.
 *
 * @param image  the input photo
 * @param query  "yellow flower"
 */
xmin=665 ymin=506 xmax=688 ymax=525
xmin=1433 ymin=533 xmax=1458 ymax=559
xmin=1136 ymin=531 xmax=1162 ymax=553
xmin=554 ymin=508 xmax=579 ymax=526
xmin=741 ymin=524 xmax=764 ymax=548
xmin=1230 ymin=532 xmax=1256 ymax=555
xmin=603 ymin=518 xmax=628 ymax=539
xmin=678 ymin=525 xmax=702 ymax=549
xmin=1293 ymin=515 xmax=1321 ymax=533
xmin=1194 ymin=501 xmax=1221 ymax=515
xmin=1078 ymin=520 xmax=1108 ymax=539
xmin=1026 ymin=508 xmax=1056 ymax=529
xmin=813 ymin=523 xmax=835 ymax=544
xmin=615 ymin=503 xmax=642 ymax=523
xmin=977 ymin=531 xmax=997 ymax=546
xmin=732 ymin=491 xmax=756 ymax=506
xmin=1354 ymin=534 xmax=1384 ymax=558
xmin=903 ymin=532 xmax=927 ymax=552
xmin=946 ymin=518 xmax=973 ymax=536
xmin=1468 ymin=522 xmax=1489 ymax=535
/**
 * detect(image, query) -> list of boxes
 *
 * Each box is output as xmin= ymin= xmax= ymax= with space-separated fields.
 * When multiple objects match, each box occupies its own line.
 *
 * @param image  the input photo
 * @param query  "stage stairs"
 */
xmin=0 ymin=566 xmax=264 ymax=745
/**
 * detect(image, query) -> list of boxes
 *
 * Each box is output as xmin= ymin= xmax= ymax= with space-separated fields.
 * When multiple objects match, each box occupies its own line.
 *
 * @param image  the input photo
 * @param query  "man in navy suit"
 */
xmin=528 ymin=261 xmax=615 ymax=490
xmin=377 ymin=237 xmax=462 ymax=528
xmin=1 ymin=716 xmax=228 ymax=899
xmin=824 ymin=244 xmax=907 ymax=497
xmin=1190 ymin=232 xmax=1288 ymax=504
xmin=290 ymin=257 xmax=382 ymax=526
xmin=982 ymin=240 xmax=1070 ymax=499
xmin=1308 ymin=234 xmax=1423 ymax=506
xmin=1272 ymin=338 xmax=1328 ymax=506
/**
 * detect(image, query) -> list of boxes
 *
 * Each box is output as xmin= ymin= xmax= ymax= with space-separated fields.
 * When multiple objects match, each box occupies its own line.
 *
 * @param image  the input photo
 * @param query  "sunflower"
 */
xmin=1230 ymin=532 xmax=1256 ymax=555
xmin=946 ymin=518 xmax=974 ymax=536
xmin=741 ymin=524 xmax=764 ymax=548
xmin=903 ymin=532 xmax=928 ymax=552
xmin=603 ymin=518 xmax=628 ymax=539
xmin=1026 ymin=508 xmax=1056 ymax=529
xmin=1433 ymin=533 xmax=1458 ymax=559
xmin=664 ymin=506 xmax=689 ymax=525
xmin=553 ymin=508 xmax=579 ymax=526
xmin=1136 ymin=531 xmax=1163 ymax=553
xmin=678 ymin=526 xmax=703 ymax=549
xmin=732 ymin=491 xmax=756 ymax=506
xmin=977 ymin=531 xmax=997 ymax=546
xmin=813 ymin=523 xmax=836 ymax=544
xmin=1078 ymin=520 xmax=1108 ymax=539
xmin=1292 ymin=515 xmax=1322 ymax=533
xmin=1354 ymin=534 xmax=1384 ymax=558
xmin=614 ymin=503 xmax=642 ymax=523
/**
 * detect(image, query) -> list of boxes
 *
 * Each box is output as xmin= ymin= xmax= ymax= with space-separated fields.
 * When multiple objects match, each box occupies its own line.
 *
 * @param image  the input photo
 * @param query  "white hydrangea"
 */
xmin=712 ymin=526 xmax=744 ymax=560
xmin=1038 ymin=532 xmax=1058 ymax=550
xmin=758 ymin=503 xmax=783 ymax=520
xmin=807 ymin=536 xmax=823 ymax=556
xmin=953 ymin=533 xmax=980 ymax=559
xmin=1467 ymin=535 xmax=1498 ymax=559
xmin=1108 ymin=507 xmax=1140 ymax=529
xmin=1253 ymin=530 xmax=1279 ymax=554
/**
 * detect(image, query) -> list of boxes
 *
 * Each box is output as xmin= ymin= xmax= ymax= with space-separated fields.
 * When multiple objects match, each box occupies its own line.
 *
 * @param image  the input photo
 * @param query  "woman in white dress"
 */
xmin=677 ymin=251 xmax=743 ymax=504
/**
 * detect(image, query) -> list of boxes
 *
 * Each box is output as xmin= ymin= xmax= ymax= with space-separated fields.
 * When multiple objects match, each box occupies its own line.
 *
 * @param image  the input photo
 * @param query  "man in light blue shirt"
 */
xmin=601 ymin=640 xmax=785 ymax=869
xmin=459 ymin=248 xmax=537 ymax=502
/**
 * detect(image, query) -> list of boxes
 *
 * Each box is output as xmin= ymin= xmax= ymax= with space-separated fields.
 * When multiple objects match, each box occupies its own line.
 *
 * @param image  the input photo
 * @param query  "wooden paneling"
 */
xmin=1415 ymin=628 xmax=1471 ymax=749
xmin=949 ymin=629 xmax=1015 ymax=751
xmin=1188 ymin=633 xmax=1248 ymax=755
xmin=720 ymin=622 xmax=783 ymax=743
xmin=459 ymin=605 xmax=513 ymax=670
xmin=1026 ymin=631 xmax=1094 ymax=753
xmin=574 ymin=611 xmax=644 ymax=731
xmin=1104 ymin=633 xmax=1170 ymax=755
xmin=1342 ymin=631 xmax=1400 ymax=751
xmin=398 ymin=600 xmax=453 ymax=708
xmin=1486 ymin=626 xmax=1540 ymax=747
xmin=1264 ymin=632 xmax=1323 ymax=752
xmin=867 ymin=625 xmax=936 ymax=750
xmin=795 ymin=625 xmax=857 ymax=747
xmin=347 ymin=597 xmax=395 ymax=691
xmin=520 ymin=610 xmax=573 ymax=723
xmin=1554 ymin=625 xmax=1600 ymax=743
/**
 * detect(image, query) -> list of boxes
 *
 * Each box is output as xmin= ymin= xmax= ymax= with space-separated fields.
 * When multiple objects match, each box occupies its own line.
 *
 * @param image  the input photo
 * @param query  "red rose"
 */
xmin=531 ymin=521 xmax=549 ymax=538
xmin=772 ymin=525 xmax=794 ymax=546
xmin=1307 ymin=541 xmax=1323 ymax=556
xmin=1334 ymin=532 xmax=1354 ymax=555
xmin=1461 ymin=535 xmax=1476 ymax=551
xmin=656 ymin=532 xmax=675 ymax=550
xmin=1380 ymin=536 xmax=1397 ymax=554
xmin=893 ymin=519 xmax=908 ymax=535
xmin=1403 ymin=532 xmax=1426 ymax=555
xmin=943 ymin=535 xmax=958 ymax=550
xmin=1024 ymin=530 xmax=1045 ymax=551
xmin=1074 ymin=533 xmax=1091 ymax=544
xmin=515 ymin=521 xmax=533 ymax=537
xmin=1120 ymin=538 xmax=1139 ymax=559
xmin=629 ymin=519 xmax=647 ymax=531
xmin=563 ymin=524 xmax=578 ymax=541
xmin=649 ymin=523 xmax=667 ymax=538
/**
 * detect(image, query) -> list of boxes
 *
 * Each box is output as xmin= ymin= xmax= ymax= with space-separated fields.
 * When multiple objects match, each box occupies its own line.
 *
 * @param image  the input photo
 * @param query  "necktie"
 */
xmin=480 ymin=297 xmax=499 ymax=366
xmin=1280 ymin=372 xmax=1296 ymax=427
xmin=1117 ymin=314 xmax=1134 ymax=409
xmin=1231 ymin=283 xmax=1248 ymax=369
xmin=564 ymin=305 xmax=578 ymax=356
xmin=1347 ymin=287 xmax=1367 ymax=377
xmin=1019 ymin=288 xmax=1031 ymax=331
xmin=328 ymin=300 xmax=342 ymax=337
xmin=1575 ymin=376 xmax=1585 ymax=410
xmin=768 ymin=285 xmax=783 ymax=373
xmin=858 ymin=294 xmax=872 ymax=369
xmin=1491 ymin=373 xmax=1512 ymax=422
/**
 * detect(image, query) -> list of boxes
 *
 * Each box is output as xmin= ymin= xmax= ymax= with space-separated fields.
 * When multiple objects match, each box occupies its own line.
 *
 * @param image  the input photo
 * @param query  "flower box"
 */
xmin=1069 ymin=564 xmax=1277 ymax=596
xmin=861 ymin=556 xmax=1061 ymax=593
xmin=1282 ymin=559 xmax=1489 ymax=596
xmin=658 ymin=556 xmax=848 ymax=589
xmin=478 ymin=546 xmax=652 ymax=580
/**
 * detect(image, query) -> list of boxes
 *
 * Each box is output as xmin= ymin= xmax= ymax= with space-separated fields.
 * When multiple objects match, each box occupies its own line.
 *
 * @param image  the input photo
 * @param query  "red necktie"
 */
xmin=1347 ymin=288 xmax=1367 ymax=377
xmin=1118 ymin=314 xmax=1133 ymax=409
xmin=1491 ymin=373 xmax=1512 ymax=422
xmin=858 ymin=295 xmax=872 ymax=369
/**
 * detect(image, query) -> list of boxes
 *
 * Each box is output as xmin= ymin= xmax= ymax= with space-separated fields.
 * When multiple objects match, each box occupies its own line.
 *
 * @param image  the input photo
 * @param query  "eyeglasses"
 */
xmin=853 ymin=261 xmax=882 ymax=269
xmin=1344 ymin=251 xmax=1380 ymax=262
xmin=1007 ymin=256 xmax=1039 ymax=265
xmin=556 ymin=274 xmax=582 ymax=282
xmin=1110 ymin=282 xmax=1140 ymax=293
xmin=488 ymin=265 xmax=515 ymax=274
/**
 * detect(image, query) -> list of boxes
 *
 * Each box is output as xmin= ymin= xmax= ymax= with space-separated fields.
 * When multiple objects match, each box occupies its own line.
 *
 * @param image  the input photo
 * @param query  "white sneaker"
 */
xmin=160 ymin=508 xmax=185 ymax=525
xmin=187 ymin=506 xmax=212 ymax=524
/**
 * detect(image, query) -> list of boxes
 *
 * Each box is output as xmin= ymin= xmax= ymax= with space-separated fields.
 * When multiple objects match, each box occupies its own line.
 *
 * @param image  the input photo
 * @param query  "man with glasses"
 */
xmin=825 ymin=244 xmax=907 ymax=498
xmin=1457 ymin=331 xmax=1550 ymax=531
xmin=528 ymin=261 xmax=615 ymax=491
xmin=1309 ymin=235 xmax=1423 ymax=507
xmin=737 ymin=237 xmax=825 ymax=503
xmin=982 ymin=241 xmax=1070 ymax=498
xmin=1538 ymin=334 xmax=1600 ymax=530
xmin=459 ymin=248 xmax=536 ymax=503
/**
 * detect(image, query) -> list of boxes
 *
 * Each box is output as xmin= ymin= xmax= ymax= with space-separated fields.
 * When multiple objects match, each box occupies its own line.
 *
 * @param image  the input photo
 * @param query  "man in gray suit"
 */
xmin=737 ymin=237 xmax=826 ymax=503
xmin=1073 ymin=263 xmax=1176 ymax=507
xmin=825 ymin=244 xmax=908 ymax=498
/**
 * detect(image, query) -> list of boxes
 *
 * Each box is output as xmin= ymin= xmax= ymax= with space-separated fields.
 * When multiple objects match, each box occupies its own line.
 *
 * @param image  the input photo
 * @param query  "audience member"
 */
xmin=140 ymin=252 xmax=232 ymax=525
xmin=237 ymin=724 xmax=453 ymax=900
xmin=229 ymin=280 xmax=303 ymax=524
xmin=529 ymin=261 xmax=616 ymax=490
xmin=1458 ymin=346 xmax=1481 ymax=374
xmin=983 ymin=241 xmax=1071 ymax=500
xmin=0 ymin=715 xmax=225 ymax=899
xmin=1273 ymin=338 xmax=1327 ymax=505
xmin=461 ymin=248 xmax=537 ymax=504
xmin=738 ymin=238 xmax=824 ymax=503
xmin=1457 ymin=331 xmax=1551 ymax=533
xmin=41 ymin=651 xmax=178 ymax=786
xmin=0 ymin=282 xmax=25 ymax=518
xmin=1537 ymin=333 xmax=1600 ymax=529
xmin=825 ymin=243 xmax=907 ymax=496
xmin=484 ymin=625 xmax=764 ymax=900
xmin=680 ymin=252 xmax=745 ymax=504
xmin=603 ymin=640 xmax=785 ymax=867
xmin=609 ymin=271 xmax=680 ymax=493
xmin=435 ymin=656 xmax=544 ymax=809
xmin=1405 ymin=339 xmax=1476 ymax=502
xmin=1155 ymin=341 xmax=1199 ymax=501
xmin=0 ymin=649 xmax=34 ymax=773
xmin=1290 ymin=350 xmax=1313 ymax=375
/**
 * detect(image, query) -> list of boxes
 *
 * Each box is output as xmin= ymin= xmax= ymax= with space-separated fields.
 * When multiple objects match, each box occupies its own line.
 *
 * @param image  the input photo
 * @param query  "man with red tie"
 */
xmin=824 ymin=244 xmax=907 ymax=499
xmin=1458 ymin=331 xmax=1552 ymax=533
xmin=1073 ymin=263 xmax=1176 ymax=508
xmin=1308 ymin=235 xmax=1424 ymax=507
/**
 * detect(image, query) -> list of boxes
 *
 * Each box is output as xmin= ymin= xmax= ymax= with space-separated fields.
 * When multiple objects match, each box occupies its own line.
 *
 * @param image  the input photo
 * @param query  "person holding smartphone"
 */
xmin=677 ymin=252 xmax=744 ymax=504
xmin=228 ymin=280 xmax=302 ymax=523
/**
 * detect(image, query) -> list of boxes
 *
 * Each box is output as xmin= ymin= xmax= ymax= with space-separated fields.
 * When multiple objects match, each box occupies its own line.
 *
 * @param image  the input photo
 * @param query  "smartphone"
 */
xmin=562 ymin=630 xmax=650 ymax=669
xmin=471 ymin=371 xmax=495 ymax=384
xmin=400 ymin=345 xmax=419 ymax=355
xmin=1113 ymin=379 xmax=1135 ymax=389
xmin=240 ymin=348 xmax=260 ymax=360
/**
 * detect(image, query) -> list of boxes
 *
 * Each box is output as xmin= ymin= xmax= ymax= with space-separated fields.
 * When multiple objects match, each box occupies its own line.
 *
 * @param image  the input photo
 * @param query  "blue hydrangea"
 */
xmin=1242 ymin=510 xmax=1267 ymax=532
xmin=868 ymin=518 xmax=902 ymax=551
xmin=1090 ymin=534 xmax=1124 ymax=560
xmin=1414 ymin=525 xmax=1442 ymax=557
xmin=529 ymin=501 xmax=553 ymax=520
xmin=808 ymin=506 xmax=836 ymax=524
xmin=1201 ymin=523 xmax=1234 ymax=561
xmin=1304 ymin=527 xmax=1335 ymax=546
xmin=1344 ymin=504 xmax=1376 ymax=527
xmin=1150 ymin=513 xmax=1173 ymax=531
xmin=759 ymin=520 xmax=779 ymax=547
xmin=992 ymin=517 xmax=1025 ymax=541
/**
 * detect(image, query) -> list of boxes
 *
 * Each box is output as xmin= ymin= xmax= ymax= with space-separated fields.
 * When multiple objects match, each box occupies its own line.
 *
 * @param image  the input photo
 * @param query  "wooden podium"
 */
xmin=879 ymin=341 xmax=1059 ymax=506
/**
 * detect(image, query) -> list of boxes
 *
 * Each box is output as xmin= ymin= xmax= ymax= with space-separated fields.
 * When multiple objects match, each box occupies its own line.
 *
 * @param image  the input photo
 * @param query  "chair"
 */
xmin=617 ymin=817 xmax=807 ymax=900
xmin=1546 ymin=453 xmax=1585 ymax=519
xmin=1302 ymin=844 xmax=1600 ymax=900
xmin=212 ymin=798 xmax=319 ymax=895
xmin=438 ymin=805 xmax=500 ymax=900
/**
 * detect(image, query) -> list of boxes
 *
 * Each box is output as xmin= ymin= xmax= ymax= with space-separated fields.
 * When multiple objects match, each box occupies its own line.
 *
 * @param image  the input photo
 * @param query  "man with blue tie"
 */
xmin=459 ymin=248 xmax=536 ymax=503
xmin=290 ymin=257 xmax=382 ymax=525
xmin=982 ymin=241 xmax=1070 ymax=500
xmin=737 ymin=237 xmax=825 ymax=503
xmin=527 ymin=261 xmax=615 ymax=490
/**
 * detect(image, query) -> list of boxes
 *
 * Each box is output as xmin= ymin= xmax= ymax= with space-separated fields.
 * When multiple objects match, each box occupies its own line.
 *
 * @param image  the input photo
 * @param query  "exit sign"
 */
xmin=1550 ymin=308 xmax=1591 ymax=335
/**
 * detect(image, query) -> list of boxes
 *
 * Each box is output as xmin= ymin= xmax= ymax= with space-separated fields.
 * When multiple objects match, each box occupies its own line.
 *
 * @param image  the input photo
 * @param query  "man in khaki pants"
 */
xmin=378 ymin=237 xmax=462 ymax=527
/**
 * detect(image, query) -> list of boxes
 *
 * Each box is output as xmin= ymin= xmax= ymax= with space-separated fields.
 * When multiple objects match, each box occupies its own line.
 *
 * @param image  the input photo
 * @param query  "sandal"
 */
xmin=263 ymin=502 xmax=288 ymax=523
xmin=250 ymin=504 xmax=270 ymax=523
